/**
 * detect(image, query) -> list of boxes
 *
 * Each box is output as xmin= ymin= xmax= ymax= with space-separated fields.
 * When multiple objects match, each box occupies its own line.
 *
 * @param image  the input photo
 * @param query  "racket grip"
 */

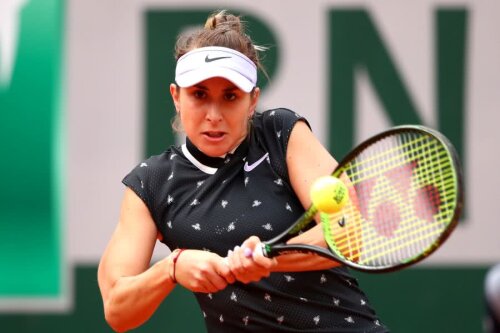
xmin=255 ymin=243 xmax=271 ymax=258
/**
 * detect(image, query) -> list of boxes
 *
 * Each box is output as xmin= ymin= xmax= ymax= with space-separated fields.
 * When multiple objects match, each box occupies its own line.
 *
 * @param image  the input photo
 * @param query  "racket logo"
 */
xmin=354 ymin=160 xmax=442 ymax=238
xmin=338 ymin=217 xmax=346 ymax=227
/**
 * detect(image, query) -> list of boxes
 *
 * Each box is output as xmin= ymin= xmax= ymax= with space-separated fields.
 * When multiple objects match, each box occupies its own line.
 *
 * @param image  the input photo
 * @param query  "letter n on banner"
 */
xmin=328 ymin=8 xmax=467 ymax=214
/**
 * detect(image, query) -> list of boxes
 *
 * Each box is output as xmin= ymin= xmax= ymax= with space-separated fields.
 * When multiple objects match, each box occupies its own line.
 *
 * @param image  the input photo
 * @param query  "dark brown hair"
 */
xmin=174 ymin=10 xmax=267 ymax=76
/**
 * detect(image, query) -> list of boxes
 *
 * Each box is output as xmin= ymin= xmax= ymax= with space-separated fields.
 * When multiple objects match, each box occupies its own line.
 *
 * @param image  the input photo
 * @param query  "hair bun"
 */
xmin=204 ymin=10 xmax=243 ymax=33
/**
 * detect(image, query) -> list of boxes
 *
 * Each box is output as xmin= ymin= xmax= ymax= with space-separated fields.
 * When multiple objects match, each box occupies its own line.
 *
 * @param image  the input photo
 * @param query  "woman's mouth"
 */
xmin=203 ymin=131 xmax=226 ymax=140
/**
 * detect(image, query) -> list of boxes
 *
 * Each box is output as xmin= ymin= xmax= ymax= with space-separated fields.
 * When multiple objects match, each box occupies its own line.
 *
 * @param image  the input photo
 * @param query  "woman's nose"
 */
xmin=205 ymin=103 xmax=222 ymax=122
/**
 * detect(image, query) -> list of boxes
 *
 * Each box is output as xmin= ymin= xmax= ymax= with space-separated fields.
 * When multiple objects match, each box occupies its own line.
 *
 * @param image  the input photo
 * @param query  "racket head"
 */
xmin=324 ymin=125 xmax=463 ymax=272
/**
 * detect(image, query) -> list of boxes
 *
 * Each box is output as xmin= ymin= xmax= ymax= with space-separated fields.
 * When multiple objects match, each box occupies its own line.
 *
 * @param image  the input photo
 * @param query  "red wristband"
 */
xmin=171 ymin=249 xmax=186 ymax=284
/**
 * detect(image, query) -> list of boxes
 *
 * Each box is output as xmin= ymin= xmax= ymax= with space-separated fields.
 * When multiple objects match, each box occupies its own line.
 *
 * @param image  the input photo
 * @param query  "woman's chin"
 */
xmin=199 ymin=144 xmax=230 ymax=158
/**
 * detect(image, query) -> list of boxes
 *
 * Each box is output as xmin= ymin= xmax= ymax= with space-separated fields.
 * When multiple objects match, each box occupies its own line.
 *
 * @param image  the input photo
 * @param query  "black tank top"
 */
xmin=123 ymin=108 xmax=389 ymax=332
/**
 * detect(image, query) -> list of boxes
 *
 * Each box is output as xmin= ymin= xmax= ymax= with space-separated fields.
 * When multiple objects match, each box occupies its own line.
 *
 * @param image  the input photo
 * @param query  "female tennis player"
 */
xmin=97 ymin=10 xmax=389 ymax=332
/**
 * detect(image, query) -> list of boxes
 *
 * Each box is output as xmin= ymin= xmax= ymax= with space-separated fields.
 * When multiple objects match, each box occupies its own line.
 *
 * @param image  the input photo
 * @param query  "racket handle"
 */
xmin=254 ymin=243 xmax=267 ymax=258
xmin=256 ymin=243 xmax=274 ymax=258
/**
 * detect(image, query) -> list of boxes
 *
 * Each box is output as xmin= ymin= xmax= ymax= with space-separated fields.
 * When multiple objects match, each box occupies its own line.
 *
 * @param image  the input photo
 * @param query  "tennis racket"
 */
xmin=256 ymin=125 xmax=463 ymax=273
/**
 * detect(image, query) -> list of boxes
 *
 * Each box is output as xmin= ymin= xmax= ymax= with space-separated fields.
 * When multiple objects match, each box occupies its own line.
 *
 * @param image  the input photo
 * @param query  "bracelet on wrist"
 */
xmin=170 ymin=248 xmax=186 ymax=284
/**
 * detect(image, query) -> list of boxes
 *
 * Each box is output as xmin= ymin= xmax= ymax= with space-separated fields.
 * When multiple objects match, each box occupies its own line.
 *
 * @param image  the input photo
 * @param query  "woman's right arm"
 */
xmin=98 ymin=187 xmax=236 ymax=332
xmin=98 ymin=187 xmax=175 ymax=332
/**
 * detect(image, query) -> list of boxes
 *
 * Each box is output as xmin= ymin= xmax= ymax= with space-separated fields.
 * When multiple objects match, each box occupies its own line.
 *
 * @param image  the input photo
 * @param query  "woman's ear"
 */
xmin=170 ymin=83 xmax=180 ymax=112
xmin=249 ymin=87 xmax=260 ymax=116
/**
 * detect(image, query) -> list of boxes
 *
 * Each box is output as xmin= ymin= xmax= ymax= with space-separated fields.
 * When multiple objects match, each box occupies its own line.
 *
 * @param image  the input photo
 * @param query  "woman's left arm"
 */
xmin=227 ymin=120 xmax=341 ymax=278
xmin=266 ymin=119 xmax=342 ymax=271
xmin=286 ymin=120 xmax=337 ymax=218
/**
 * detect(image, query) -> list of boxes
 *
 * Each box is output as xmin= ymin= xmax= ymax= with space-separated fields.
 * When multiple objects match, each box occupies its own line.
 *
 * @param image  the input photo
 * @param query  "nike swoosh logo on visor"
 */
xmin=205 ymin=55 xmax=231 ymax=62
xmin=244 ymin=153 xmax=269 ymax=172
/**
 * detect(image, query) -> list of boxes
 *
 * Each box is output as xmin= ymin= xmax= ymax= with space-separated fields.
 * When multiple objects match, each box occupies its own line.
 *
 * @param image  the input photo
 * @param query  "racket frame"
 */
xmin=261 ymin=125 xmax=464 ymax=273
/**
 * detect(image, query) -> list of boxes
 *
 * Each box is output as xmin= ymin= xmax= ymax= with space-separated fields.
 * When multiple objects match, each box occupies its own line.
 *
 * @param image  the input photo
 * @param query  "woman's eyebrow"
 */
xmin=192 ymin=84 xmax=239 ymax=92
xmin=193 ymin=84 xmax=208 ymax=90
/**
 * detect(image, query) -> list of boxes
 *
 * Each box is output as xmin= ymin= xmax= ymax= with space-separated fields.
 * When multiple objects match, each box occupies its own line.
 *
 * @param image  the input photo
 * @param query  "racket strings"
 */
xmin=341 ymin=138 xmax=448 ymax=185
xmin=331 ymin=213 xmax=445 ymax=262
xmin=336 ymin=134 xmax=430 ymax=181
xmin=328 ymin=206 xmax=442 ymax=265
xmin=361 ymin=224 xmax=446 ymax=264
xmin=345 ymin=173 xmax=456 ymax=219
xmin=325 ymin=132 xmax=459 ymax=267
xmin=332 ymin=184 xmax=456 ymax=254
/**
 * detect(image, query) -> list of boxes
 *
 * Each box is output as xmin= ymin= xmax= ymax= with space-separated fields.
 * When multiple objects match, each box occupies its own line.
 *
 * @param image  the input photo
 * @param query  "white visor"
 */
xmin=175 ymin=46 xmax=257 ymax=93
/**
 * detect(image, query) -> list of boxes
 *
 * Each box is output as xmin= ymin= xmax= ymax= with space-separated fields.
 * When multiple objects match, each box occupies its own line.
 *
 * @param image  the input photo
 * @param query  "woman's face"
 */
xmin=170 ymin=77 xmax=259 ymax=157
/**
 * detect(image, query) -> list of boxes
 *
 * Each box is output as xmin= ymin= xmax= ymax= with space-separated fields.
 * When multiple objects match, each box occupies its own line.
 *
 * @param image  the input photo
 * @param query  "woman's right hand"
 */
xmin=174 ymin=250 xmax=236 ymax=293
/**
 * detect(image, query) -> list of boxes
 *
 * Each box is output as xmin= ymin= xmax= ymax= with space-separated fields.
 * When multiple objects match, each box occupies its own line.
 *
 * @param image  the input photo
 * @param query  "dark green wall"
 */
xmin=0 ymin=0 xmax=64 ymax=298
xmin=0 ymin=265 xmax=488 ymax=332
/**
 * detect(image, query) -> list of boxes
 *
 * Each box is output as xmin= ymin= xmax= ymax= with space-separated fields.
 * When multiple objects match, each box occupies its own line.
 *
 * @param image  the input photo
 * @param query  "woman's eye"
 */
xmin=193 ymin=90 xmax=206 ymax=99
xmin=224 ymin=93 xmax=236 ymax=101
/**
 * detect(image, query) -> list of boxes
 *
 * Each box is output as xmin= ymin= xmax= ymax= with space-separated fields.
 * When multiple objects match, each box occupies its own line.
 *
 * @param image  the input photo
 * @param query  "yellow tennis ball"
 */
xmin=310 ymin=176 xmax=349 ymax=213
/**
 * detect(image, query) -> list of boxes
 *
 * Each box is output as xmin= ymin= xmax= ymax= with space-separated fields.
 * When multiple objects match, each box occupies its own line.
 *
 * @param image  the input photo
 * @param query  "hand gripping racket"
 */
xmin=256 ymin=125 xmax=463 ymax=273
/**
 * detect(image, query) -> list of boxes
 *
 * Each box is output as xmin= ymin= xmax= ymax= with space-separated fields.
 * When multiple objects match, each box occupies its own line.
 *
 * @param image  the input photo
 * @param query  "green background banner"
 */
xmin=0 ymin=0 xmax=65 ymax=301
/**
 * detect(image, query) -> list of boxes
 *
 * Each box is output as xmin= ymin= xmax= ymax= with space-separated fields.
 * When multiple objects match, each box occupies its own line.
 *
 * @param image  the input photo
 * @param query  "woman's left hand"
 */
xmin=225 ymin=236 xmax=277 ymax=284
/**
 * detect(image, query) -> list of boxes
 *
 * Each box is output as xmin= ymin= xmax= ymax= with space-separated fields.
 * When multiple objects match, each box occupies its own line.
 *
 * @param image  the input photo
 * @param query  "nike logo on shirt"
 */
xmin=244 ymin=153 xmax=269 ymax=172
